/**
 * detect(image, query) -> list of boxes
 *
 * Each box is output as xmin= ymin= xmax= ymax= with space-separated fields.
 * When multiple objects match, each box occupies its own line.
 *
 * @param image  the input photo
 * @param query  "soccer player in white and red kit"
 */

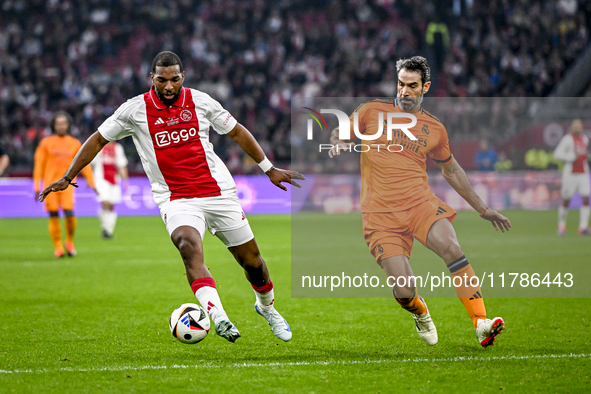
xmin=553 ymin=119 xmax=590 ymax=235
xmin=40 ymin=51 xmax=304 ymax=343
xmin=91 ymin=141 xmax=129 ymax=238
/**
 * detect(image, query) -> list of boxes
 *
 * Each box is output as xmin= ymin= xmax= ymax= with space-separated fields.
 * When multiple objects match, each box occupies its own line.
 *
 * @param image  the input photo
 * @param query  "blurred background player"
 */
xmin=329 ymin=56 xmax=510 ymax=348
xmin=33 ymin=111 xmax=96 ymax=257
xmin=553 ymin=119 xmax=590 ymax=235
xmin=91 ymin=141 xmax=129 ymax=239
xmin=0 ymin=142 xmax=9 ymax=176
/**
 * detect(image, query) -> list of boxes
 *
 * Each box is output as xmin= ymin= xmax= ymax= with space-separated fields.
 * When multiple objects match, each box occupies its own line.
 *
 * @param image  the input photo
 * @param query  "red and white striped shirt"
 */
xmin=554 ymin=132 xmax=589 ymax=175
xmin=91 ymin=142 xmax=128 ymax=185
xmin=98 ymin=86 xmax=238 ymax=207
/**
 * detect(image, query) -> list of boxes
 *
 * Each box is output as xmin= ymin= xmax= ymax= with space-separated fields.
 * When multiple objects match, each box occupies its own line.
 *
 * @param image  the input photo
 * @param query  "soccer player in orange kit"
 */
xmin=329 ymin=56 xmax=511 ymax=347
xmin=34 ymin=111 xmax=96 ymax=257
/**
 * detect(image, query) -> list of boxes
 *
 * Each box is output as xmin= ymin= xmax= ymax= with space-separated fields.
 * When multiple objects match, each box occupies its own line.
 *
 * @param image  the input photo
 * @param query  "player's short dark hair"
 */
xmin=50 ymin=111 xmax=73 ymax=134
xmin=151 ymin=51 xmax=184 ymax=73
xmin=396 ymin=56 xmax=431 ymax=86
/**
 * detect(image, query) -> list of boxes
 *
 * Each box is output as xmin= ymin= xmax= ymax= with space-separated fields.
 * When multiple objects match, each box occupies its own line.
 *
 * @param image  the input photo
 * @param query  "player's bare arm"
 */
xmin=328 ymin=127 xmax=355 ymax=158
xmin=438 ymin=159 xmax=511 ymax=232
xmin=119 ymin=165 xmax=129 ymax=192
xmin=39 ymin=131 xmax=109 ymax=201
xmin=226 ymin=123 xmax=305 ymax=191
xmin=0 ymin=154 xmax=8 ymax=176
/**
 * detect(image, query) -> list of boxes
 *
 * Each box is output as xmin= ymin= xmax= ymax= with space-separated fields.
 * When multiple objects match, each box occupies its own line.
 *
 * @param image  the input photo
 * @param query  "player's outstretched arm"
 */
xmin=438 ymin=160 xmax=511 ymax=232
xmin=39 ymin=131 xmax=109 ymax=201
xmin=227 ymin=123 xmax=305 ymax=191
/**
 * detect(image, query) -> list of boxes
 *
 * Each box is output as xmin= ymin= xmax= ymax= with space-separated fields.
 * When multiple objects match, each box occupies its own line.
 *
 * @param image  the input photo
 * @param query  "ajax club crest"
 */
xmin=180 ymin=110 xmax=193 ymax=122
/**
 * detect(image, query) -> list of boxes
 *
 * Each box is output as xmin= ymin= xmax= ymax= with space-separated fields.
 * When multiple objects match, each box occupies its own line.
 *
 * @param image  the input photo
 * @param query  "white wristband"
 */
xmin=258 ymin=157 xmax=274 ymax=173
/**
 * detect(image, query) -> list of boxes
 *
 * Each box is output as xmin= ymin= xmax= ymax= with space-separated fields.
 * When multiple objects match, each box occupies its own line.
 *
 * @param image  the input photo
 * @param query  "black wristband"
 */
xmin=63 ymin=176 xmax=79 ymax=188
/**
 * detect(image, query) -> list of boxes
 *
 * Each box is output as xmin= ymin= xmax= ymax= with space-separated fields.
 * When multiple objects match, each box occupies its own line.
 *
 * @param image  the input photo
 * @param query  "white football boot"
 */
xmin=255 ymin=302 xmax=292 ymax=342
xmin=213 ymin=314 xmax=241 ymax=343
xmin=413 ymin=296 xmax=438 ymax=346
xmin=476 ymin=317 xmax=505 ymax=347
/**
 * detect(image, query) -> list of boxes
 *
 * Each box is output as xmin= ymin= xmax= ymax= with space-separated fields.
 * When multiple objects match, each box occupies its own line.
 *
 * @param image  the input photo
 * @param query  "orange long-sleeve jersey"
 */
xmin=346 ymin=99 xmax=454 ymax=212
xmin=33 ymin=135 xmax=95 ymax=192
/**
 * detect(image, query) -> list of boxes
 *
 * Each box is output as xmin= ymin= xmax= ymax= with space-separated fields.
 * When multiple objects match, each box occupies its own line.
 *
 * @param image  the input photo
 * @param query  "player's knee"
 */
xmin=393 ymin=284 xmax=415 ymax=300
xmin=172 ymin=232 xmax=203 ymax=261
xmin=441 ymin=240 xmax=463 ymax=262
xmin=64 ymin=210 xmax=74 ymax=217
xmin=230 ymin=240 xmax=263 ymax=269
xmin=239 ymin=250 xmax=263 ymax=270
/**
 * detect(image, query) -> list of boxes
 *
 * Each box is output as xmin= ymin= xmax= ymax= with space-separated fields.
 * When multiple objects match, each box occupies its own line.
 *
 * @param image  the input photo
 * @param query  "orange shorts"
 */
xmin=44 ymin=189 xmax=75 ymax=212
xmin=363 ymin=195 xmax=456 ymax=264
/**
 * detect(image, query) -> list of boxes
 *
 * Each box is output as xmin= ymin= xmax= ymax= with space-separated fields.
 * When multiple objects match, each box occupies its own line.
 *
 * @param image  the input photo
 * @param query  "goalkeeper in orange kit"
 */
xmin=33 ymin=111 xmax=96 ymax=257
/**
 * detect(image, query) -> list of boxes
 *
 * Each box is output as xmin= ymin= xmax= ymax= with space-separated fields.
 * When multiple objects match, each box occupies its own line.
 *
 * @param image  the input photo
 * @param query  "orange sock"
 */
xmin=48 ymin=216 xmax=63 ymax=252
xmin=447 ymin=255 xmax=486 ymax=328
xmin=65 ymin=215 xmax=77 ymax=243
xmin=394 ymin=287 xmax=427 ymax=315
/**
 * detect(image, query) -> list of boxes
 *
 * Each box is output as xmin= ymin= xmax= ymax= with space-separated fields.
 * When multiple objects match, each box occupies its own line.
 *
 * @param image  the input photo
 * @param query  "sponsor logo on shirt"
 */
xmin=154 ymin=128 xmax=199 ymax=147
xmin=155 ymin=117 xmax=165 ymax=125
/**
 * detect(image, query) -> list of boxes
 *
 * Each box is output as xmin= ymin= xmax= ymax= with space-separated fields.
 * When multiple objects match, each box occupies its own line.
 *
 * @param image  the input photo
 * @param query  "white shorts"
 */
xmin=96 ymin=179 xmax=122 ymax=204
xmin=561 ymin=173 xmax=591 ymax=200
xmin=159 ymin=193 xmax=254 ymax=247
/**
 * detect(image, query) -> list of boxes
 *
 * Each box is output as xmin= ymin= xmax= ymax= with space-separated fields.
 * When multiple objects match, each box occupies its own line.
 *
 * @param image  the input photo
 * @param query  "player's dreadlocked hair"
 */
xmin=151 ymin=51 xmax=184 ymax=73
xmin=50 ymin=111 xmax=73 ymax=134
xmin=395 ymin=56 xmax=431 ymax=86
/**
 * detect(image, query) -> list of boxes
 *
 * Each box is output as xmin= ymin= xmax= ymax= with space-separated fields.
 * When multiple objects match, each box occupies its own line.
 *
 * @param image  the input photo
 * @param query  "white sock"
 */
xmin=100 ymin=208 xmax=108 ymax=231
xmin=106 ymin=211 xmax=117 ymax=234
xmin=195 ymin=286 xmax=226 ymax=321
xmin=558 ymin=205 xmax=569 ymax=227
xmin=254 ymin=288 xmax=275 ymax=309
xmin=580 ymin=205 xmax=590 ymax=230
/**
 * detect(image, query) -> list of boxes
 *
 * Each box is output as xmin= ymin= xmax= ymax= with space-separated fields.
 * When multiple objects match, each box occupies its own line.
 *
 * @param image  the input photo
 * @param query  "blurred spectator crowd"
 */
xmin=0 ymin=0 xmax=590 ymax=174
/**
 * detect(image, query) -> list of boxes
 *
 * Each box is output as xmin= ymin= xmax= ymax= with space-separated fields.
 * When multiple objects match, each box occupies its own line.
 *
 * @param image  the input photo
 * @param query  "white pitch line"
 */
xmin=1 ymin=353 xmax=589 ymax=375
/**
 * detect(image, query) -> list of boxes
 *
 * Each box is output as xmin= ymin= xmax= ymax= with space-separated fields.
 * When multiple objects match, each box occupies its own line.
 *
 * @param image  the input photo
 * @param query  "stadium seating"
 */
xmin=0 ymin=0 xmax=589 ymax=174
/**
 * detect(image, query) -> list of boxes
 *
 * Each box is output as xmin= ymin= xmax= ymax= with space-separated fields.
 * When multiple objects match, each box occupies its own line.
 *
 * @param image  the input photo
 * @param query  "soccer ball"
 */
xmin=169 ymin=303 xmax=210 ymax=344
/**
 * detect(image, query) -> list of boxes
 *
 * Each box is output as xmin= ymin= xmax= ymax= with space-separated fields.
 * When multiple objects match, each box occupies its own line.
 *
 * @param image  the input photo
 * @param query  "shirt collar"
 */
xmin=149 ymin=85 xmax=187 ymax=109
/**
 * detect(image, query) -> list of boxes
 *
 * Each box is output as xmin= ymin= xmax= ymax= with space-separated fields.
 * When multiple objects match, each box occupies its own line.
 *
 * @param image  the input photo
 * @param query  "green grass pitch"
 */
xmin=0 ymin=211 xmax=590 ymax=393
